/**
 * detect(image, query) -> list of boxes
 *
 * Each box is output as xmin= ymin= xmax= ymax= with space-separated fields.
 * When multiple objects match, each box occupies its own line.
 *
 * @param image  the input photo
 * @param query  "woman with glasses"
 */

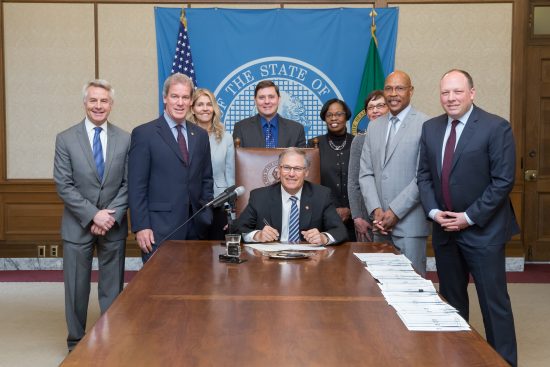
xmin=189 ymin=88 xmax=235 ymax=240
xmin=347 ymin=90 xmax=389 ymax=242
xmin=310 ymin=98 xmax=356 ymax=241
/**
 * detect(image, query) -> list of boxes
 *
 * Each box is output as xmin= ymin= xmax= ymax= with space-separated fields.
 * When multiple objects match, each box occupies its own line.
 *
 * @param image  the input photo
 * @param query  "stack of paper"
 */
xmin=354 ymin=252 xmax=470 ymax=331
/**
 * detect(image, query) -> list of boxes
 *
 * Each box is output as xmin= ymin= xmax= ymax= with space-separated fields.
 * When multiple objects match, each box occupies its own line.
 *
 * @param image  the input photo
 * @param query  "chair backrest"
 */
xmin=234 ymin=145 xmax=320 ymax=216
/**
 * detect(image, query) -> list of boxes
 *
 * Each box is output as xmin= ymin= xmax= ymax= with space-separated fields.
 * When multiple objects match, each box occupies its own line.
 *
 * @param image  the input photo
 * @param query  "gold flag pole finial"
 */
xmin=181 ymin=9 xmax=188 ymax=29
xmin=369 ymin=9 xmax=379 ymax=47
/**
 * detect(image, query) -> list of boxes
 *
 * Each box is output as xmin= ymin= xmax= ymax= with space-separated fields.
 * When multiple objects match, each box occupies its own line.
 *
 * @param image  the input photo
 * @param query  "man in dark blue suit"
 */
xmin=417 ymin=69 xmax=518 ymax=366
xmin=128 ymin=73 xmax=213 ymax=262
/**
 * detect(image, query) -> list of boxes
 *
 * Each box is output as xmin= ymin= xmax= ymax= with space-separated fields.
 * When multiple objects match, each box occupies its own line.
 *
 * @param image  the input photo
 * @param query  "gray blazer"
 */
xmin=54 ymin=120 xmax=130 ymax=243
xmin=210 ymin=131 xmax=235 ymax=197
xmin=347 ymin=133 xmax=369 ymax=220
xmin=359 ymin=107 xmax=430 ymax=237
xmin=232 ymin=113 xmax=306 ymax=148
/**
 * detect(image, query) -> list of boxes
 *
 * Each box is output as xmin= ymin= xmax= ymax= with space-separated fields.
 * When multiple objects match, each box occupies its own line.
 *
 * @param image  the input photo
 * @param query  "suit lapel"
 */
xmin=299 ymin=182 xmax=313 ymax=230
xmin=451 ymin=107 xmax=479 ymax=172
xmin=155 ymin=117 xmax=186 ymax=164
xmin=186 ymin=121 xmax=196 ymax=164
xmin=434 ymin=116 xmax=448 ymax=178
xmin=103 ymin=123 xmax=117 ymax=182
xmin=76 ymin=120 xmax=102 ymax=182
xmin=270 ymin=184 xmax=283 ymax=231
xmin=252 ymin=114 xmax=265 ymax=146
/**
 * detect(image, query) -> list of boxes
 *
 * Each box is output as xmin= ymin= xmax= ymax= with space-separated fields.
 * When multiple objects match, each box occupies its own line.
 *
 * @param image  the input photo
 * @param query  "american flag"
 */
xmin=171 ymin=10 xmax=197 ymax=85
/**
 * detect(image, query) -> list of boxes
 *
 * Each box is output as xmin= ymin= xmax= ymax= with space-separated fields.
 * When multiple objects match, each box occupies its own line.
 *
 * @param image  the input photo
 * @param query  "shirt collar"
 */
xmin=390 ymin=104 xmax=412 ymax=122
xmin=447 ymin=104 xmax=474 ymax=125
xmin=164 ymin=111 xmax=187 ymax=131
xmin=260 ymin=114 xmax=279 ymax=128
xmin=281 ymin=185 xmax=303 ymax=202
xmin=84 ymin=117 xmax=107 ymax=132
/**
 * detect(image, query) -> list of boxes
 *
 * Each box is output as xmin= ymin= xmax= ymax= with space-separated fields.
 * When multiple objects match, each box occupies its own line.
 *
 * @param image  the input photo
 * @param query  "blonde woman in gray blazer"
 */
xmin=190 ymin=88 xmax=235 ymax=239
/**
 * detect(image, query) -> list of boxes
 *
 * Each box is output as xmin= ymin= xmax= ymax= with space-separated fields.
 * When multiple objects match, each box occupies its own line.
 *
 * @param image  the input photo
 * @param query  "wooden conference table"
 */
xmin=61 ymin=241 xmax=507 ymax=366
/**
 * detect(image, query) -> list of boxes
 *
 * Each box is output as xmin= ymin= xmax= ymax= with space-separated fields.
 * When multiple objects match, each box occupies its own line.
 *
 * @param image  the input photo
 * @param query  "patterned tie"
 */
xmin=442 ymin=120 xmax=460 ymax=211
xmin=176 ymin=124 xmax=189 ymax=164
xmin=288 ymin=196 xmax=300 ymax=243
xmin=385 ymin=116 xmax=398 ymax=163
xmin=265 ymin=123 xmax=275 ymax=148
xmin=92 ymin=127 xmax=104 ymax=181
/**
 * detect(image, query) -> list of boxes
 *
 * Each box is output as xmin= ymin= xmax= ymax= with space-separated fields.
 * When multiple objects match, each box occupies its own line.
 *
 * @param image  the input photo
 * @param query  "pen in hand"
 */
xmin=259 ymin=218 xmax=279 ymax=242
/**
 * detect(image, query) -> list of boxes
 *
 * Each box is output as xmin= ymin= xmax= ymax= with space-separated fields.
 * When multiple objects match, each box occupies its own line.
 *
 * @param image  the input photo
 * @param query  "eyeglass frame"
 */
xmin=366 ymin=103 xmax=387 ymax=111
xmin=279 ymin=165 xmax=307 ymax=174
xmin=324 ymin=111 xmax=347 ymax=119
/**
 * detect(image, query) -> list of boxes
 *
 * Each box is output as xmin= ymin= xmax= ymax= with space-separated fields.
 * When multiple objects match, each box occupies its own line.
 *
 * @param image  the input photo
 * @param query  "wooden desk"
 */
xmin=61 ymin=241 xmax=507 ymax=366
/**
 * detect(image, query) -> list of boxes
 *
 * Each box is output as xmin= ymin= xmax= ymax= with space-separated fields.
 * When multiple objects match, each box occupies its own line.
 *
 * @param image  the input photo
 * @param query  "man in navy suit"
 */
xmin=128 ymin=73 xmax=213 ymax=262
xmin=237 ymin=148 xmax=347 ymax=245
xmin=417 ymin=69 xmax=518 ymax=366
xmin=232 ymin=80 xmax=306 ymax=148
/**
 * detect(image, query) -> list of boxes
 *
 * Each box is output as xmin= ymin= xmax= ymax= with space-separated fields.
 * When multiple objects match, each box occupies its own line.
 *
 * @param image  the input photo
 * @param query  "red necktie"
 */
xmin=176 ymin=124 xmax=189 ymax=164
xmin=441 ymin=120 xmax=459 ymax=211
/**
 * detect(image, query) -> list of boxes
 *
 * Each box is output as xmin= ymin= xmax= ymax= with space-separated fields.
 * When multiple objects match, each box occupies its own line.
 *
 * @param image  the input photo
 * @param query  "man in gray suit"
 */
xmin=232 ymin=80 xmax=306 ymax=148
xmin=54 ymin=79 xmax=130 ymax=352
xmin=359 ymin=71 xmax=430 ymax=276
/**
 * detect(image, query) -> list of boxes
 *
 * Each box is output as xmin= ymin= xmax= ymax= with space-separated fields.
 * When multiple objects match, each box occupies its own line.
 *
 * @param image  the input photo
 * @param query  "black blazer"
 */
xmin=417 ymin=105 xmax=519 ymax=246
xmin=232 ymin=113 xmax=306 ymax=148
xmin=237 ymin=181 xmax=348 ymax=244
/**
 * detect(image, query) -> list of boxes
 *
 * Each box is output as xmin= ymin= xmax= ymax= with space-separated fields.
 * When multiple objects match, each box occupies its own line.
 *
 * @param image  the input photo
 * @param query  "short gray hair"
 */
xmin=82 ymin=79 xmax=114 ymax=102
xmin=278 ymin=147 xmax=311 ymax=168
xmin=163 ymin=73 xmax=194 ymax=98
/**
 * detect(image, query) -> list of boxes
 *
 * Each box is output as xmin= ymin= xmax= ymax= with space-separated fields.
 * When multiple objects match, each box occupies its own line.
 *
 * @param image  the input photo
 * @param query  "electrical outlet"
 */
xmin=50 ymin=245 xmax=59 ymax=257
xmin=37 ymin=245 xmax=46 ymax=258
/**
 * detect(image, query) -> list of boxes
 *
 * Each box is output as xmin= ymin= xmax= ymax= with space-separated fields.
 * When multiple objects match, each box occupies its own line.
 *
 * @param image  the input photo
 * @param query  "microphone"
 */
xmin=155 ymin=186 xmax=246 ymax=248
xmin=207 ymin=186 xmax=245 ymax=208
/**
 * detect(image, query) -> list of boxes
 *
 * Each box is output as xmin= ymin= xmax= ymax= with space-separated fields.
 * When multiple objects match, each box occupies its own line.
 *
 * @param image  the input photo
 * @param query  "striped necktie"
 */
xmin=92 ymin=127 xmax=104 ymax=180
xmin=288 ymin=196 xmax=300 ymax=243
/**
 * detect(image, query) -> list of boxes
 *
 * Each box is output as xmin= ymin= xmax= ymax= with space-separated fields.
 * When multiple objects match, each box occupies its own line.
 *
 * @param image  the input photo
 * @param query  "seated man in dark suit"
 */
xmin=232 ymin=80 xmax=306 ymax=148
xmin=237 ymin=148 xmax=347 ymax=245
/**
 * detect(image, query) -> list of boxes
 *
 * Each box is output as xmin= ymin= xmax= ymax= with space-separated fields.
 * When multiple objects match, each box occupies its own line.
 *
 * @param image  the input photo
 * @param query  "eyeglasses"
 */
xmin=366 ymin=103 xmax=387 ymax=111
xmin=325 ymin=111 xmax=346 ymax=119
xmin=384 ymin=86 xmax=411 ymax=94
xmin=280 ymin=165 xmax=307 ymax=173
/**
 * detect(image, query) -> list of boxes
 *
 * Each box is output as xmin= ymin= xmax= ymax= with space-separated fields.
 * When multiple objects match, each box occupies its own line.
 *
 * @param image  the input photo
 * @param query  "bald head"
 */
xmin=383 ymin=70 xmax=414 ymax=115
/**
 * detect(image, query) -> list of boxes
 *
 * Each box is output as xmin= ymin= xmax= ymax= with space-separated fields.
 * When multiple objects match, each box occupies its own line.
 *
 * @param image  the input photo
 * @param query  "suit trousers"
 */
xmin=374 ymin=233 xmax=427 ymax=277
xmin=63 ymin=237 xmax=125 ymax=350
xmin=433 ymin=238 xmax=517 ymax=367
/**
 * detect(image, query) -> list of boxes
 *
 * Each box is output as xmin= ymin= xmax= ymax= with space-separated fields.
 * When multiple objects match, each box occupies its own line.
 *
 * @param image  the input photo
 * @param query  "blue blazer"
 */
xmin=128 ymin=116 xmax=213 ymax=240
xmin=417 ymin=106 xmax=519 ymax=246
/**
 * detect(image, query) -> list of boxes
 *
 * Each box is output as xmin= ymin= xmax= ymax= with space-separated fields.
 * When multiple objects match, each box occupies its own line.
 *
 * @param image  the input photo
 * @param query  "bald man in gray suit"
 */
xmin=54 ymin=80 xmax=130 ymax=352
xmin=359 ymin=71 xmax=430 ymax=276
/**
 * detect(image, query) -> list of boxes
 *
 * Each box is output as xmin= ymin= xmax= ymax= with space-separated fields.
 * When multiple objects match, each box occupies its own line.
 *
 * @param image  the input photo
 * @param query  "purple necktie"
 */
xmin=176 ymin=124 xmax=189 ymax=164
xmin=441 ymin=120 xmax=459 ymax=211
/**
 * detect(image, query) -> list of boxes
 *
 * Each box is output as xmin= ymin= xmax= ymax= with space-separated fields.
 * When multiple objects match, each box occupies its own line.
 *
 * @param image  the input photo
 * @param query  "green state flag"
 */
xmin=351 ymin=27 xmax=386 ymax=134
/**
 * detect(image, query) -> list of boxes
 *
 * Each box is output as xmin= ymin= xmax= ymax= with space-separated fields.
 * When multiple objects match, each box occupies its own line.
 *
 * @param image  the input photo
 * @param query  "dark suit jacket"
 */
xmin=128 ymin=116 xmax=213 ymax=240
xmin=237 ymin=181 xmax=348 ymax=244
xmin=54 ymin=120 xmax=130 ymax=243
xmin=417 ymin=105 xmax=519 ymax=246
xmin=232 ymin=113 xmax=306 ymax=148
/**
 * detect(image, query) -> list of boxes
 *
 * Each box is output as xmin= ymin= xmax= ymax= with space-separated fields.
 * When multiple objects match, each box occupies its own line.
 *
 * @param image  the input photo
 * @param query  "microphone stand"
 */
xmin=224 ymin=197 xmax=237 ymax=234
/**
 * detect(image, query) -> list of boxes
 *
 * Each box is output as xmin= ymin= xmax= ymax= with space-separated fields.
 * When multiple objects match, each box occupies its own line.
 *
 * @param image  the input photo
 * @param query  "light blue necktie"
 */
xmin=288 ymin=196 xmax=300 ymax=243
xmin=93 ymin=127 xmax=104 ymax=180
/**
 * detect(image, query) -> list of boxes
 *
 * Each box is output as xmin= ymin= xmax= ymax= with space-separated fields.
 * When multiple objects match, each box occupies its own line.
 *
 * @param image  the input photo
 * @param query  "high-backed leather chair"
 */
xmin=234 ymin=138 xmax=320 ymax=215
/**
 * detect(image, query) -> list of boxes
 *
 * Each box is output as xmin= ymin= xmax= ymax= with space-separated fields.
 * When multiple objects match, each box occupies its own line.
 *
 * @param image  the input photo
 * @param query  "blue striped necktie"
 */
xmin=288 ymin=196 xmax=300 ymax=243
xmin=93 ymin=127 xmax=104 ymax=180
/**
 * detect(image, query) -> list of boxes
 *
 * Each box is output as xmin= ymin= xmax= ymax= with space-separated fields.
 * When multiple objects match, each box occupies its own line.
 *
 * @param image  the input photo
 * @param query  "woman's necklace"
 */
xmin=328 ymin=137 xmax=347 ymax=151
